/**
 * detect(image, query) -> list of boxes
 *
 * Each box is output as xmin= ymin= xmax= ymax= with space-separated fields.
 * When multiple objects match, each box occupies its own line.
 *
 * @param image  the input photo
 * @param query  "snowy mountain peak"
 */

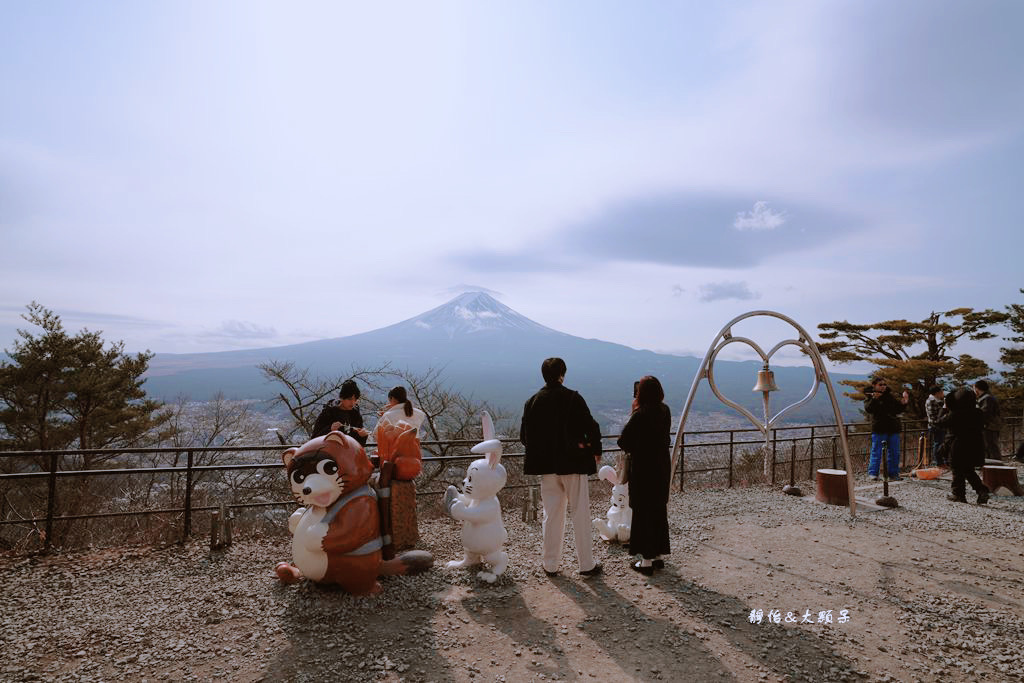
xmin=400 ymin=292 xmax=557 ymax=338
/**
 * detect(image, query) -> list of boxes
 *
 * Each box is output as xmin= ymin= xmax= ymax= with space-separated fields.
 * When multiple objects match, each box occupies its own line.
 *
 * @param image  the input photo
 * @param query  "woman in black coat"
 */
xmin=936 ymin=387 xmax=990 ymax=504
xmin=617 ymin=375 xmax=671 ymax=576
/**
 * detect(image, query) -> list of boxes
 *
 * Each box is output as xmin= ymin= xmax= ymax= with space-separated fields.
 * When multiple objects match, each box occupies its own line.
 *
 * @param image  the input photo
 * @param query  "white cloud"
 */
xmin=698 ymin=281 xmax=759 ymax=302
xmin=438 ymin=284 xmax=504 ymax=298
xmin=733 ymin=201 xmax=786 ymax=231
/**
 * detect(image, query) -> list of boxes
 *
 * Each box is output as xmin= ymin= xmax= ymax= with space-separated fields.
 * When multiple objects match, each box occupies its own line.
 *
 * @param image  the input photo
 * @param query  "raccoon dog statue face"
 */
xmin=282 ymin=431 xmax=373 ymax=509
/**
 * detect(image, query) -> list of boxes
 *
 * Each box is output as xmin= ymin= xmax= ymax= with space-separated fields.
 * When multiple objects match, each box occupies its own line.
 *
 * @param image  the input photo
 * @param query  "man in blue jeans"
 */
xmin=865 ymin=377 xmax=909 ymax=480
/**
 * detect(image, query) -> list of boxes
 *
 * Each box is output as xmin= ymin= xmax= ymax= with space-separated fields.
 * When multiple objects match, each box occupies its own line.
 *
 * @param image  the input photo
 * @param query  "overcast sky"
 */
xmin=2 ymin=1 xmax=1022 ymax=373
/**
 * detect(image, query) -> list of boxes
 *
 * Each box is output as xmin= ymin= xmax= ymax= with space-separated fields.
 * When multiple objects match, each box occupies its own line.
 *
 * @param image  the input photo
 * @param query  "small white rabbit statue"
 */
xmin=444 ymin=411 xmax=509 ymax=583
xmin=593 ymin=465 xmax=631 ymax=543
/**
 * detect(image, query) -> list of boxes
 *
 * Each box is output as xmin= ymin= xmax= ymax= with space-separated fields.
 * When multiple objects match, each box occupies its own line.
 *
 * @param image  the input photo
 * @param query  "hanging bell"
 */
xmin=753 ymin=365 xmax=779 ymax=392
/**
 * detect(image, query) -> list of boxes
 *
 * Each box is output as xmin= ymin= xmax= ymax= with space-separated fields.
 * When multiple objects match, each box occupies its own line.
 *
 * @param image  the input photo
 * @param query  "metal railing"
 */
xmin=2 ymin=417 xmax=1020 ymax=552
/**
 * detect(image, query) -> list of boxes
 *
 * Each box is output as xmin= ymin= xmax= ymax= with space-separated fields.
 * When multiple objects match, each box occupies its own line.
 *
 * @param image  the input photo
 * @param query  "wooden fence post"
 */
xmin=210 ymin=509 xmax=220 ymax=550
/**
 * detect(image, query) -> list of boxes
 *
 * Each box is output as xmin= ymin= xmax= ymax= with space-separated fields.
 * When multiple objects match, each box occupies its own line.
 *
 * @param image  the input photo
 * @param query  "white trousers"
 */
xmin=540 ymin=473 xmax=595 ymax=572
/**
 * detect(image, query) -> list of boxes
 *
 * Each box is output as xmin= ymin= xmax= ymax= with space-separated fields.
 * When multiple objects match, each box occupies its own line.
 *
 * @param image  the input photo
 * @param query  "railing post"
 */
xmin=678 ymin=433 xmax=686 ymax=492
xmin=182 ymin=450 xmax=194 ymax=543
xmin=831 ymin=435 xmax=838 ymax=469
xmin=845 ymin=423 xmax=855 ymax=472
xmin=809 ymin=426 xmax=816 ymax=479
xmin=770 ymin=429 xmax=777 ymax=485
xmin=789 ymin=440 xmax=797 ymax=487
xmin=44 ymin=452 xmax=58 ymax=551
xmin=728 ymin=430 xmax=734 ymax=488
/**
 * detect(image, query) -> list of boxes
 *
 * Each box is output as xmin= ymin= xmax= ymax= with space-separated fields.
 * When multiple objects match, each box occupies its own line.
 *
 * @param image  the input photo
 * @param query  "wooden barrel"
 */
xmin=815 ymin=468 xmax=850 ymax=505
xmin=981 ymin=465 xmax=1024 ymax=496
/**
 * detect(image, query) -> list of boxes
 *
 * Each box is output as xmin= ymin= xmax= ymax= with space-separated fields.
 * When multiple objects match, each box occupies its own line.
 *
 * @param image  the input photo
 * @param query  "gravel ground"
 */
xmin=2 ymin=466 xmax=1024 ymax=682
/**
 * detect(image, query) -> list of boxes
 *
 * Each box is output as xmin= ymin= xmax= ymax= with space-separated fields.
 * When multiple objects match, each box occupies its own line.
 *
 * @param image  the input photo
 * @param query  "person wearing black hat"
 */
xmin=311 ymin=380 xmax=369 ymax=445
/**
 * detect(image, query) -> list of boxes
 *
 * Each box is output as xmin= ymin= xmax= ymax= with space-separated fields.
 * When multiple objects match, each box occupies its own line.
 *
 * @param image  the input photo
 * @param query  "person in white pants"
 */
xmin=520 ymin=357 xmax=604 ymax=577
xmin=540 ymin=472 xmax=595 ymax=574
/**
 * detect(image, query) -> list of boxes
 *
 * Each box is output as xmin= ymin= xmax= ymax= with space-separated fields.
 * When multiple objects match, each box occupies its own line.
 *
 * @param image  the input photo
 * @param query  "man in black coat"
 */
xmin=520 ymin=357 xmax=603 ymax=577
xmin=938 ymin=387 xmax=990 ymax=504
xmin=311 ymin=380 xmax=369 ymax=445
xmin=973 ymin=380 xmax=1002 ymax=461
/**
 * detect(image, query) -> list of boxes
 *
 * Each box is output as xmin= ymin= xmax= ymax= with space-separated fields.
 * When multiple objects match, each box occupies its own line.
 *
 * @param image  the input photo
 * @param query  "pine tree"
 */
xmin=817 ymin=308 xmax=1009 ymax=420
xmin=0 ymin=303 xmax=166 ymax=453
xmin=0 ymin=304 xmax=76 ymax=450
xmin=999 ymin=289 xmax=1024 ymax=418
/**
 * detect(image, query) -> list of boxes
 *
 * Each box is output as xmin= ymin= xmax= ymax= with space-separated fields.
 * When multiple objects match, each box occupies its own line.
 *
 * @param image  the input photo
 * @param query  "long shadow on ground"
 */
xmin=653 ymin=566 xmax=862 ymax=682
xmin=262 ymin=578 xmax=452 ymax=683
xmin=551 ymin=572 xmax=735 ymax=681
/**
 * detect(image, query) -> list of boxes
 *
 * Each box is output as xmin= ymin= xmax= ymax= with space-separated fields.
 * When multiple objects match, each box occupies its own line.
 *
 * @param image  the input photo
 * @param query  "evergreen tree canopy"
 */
xmin=0 ymin=302 xmax=167 ymax=451
xmin=817 ymin=308 xmax=1008 ymax=420
xmin=999 ymin=289 xmax=1024 ymax=418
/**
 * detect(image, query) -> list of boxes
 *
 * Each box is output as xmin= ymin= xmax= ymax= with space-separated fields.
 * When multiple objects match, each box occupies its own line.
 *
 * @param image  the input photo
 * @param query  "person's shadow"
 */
xmin=458 ymin=580 xmax=571 ymax=680
xmin=549 ymin=552 xmax=860 ymax=682
xmin=550 ymin=570 xmax=735 ymax=680
xmin=654 ymin=564 xmax=859 ymax=681
xmin=262 ymin=577 xmax=455 ymax=682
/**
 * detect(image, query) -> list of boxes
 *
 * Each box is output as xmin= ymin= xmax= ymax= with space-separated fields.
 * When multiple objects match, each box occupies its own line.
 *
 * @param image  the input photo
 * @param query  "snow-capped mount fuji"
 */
xmin=143 ymin=291 xmax=861 ymax=420
xmin=399 ymin=292 xmax=560 ymax=339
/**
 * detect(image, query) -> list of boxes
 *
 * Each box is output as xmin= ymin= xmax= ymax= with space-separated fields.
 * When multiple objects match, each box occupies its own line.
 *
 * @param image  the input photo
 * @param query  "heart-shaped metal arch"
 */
xmin=669 ymin=310 xmax=857 ymax=516
xmin=706 ymin=336 xmax=819 ymax=435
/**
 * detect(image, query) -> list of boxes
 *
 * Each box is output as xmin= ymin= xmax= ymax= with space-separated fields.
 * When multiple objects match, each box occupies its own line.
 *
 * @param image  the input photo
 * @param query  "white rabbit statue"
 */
xmin=443 ymin=411 xmax=509 ymax=583
xmin=593 ymin=465 xmax=631 ymax=543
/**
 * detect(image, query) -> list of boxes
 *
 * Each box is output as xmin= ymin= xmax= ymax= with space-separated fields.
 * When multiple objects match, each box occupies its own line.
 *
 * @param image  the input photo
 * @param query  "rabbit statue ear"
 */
xmin=481 ymin=410 xmax=494 ymax=441
xmin=472 ymin=439 xmax=502 ymax=455
xmin=598 ymin=465 xmax=618 ymax=485
xmin=486 ymin=449 xmax=501 ymax=469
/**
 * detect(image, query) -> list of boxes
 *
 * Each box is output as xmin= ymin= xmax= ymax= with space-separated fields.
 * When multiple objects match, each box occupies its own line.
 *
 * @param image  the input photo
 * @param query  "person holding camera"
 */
xmin=864 ymin=376 xmax=908 ymax=481
xmin=311 ymin=379 xmax=370 ymax=445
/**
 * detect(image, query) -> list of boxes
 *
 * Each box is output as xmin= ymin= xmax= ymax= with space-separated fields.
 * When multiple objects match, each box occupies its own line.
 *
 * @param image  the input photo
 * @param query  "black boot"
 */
xmin=947 ymin=494 xmax=967 ymax=503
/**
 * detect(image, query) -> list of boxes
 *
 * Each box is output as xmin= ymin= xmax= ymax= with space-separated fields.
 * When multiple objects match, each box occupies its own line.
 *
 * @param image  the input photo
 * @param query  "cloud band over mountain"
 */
xmin=451 ymin=193 xmax=860 ymax=272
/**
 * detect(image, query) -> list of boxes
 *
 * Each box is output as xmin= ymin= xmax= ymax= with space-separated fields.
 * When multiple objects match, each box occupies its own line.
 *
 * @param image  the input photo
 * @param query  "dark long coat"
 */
xmin=936 ymin=390 xmax=985 ymax=470
xmin=617 ymin=402 xmax=671 ymax=559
